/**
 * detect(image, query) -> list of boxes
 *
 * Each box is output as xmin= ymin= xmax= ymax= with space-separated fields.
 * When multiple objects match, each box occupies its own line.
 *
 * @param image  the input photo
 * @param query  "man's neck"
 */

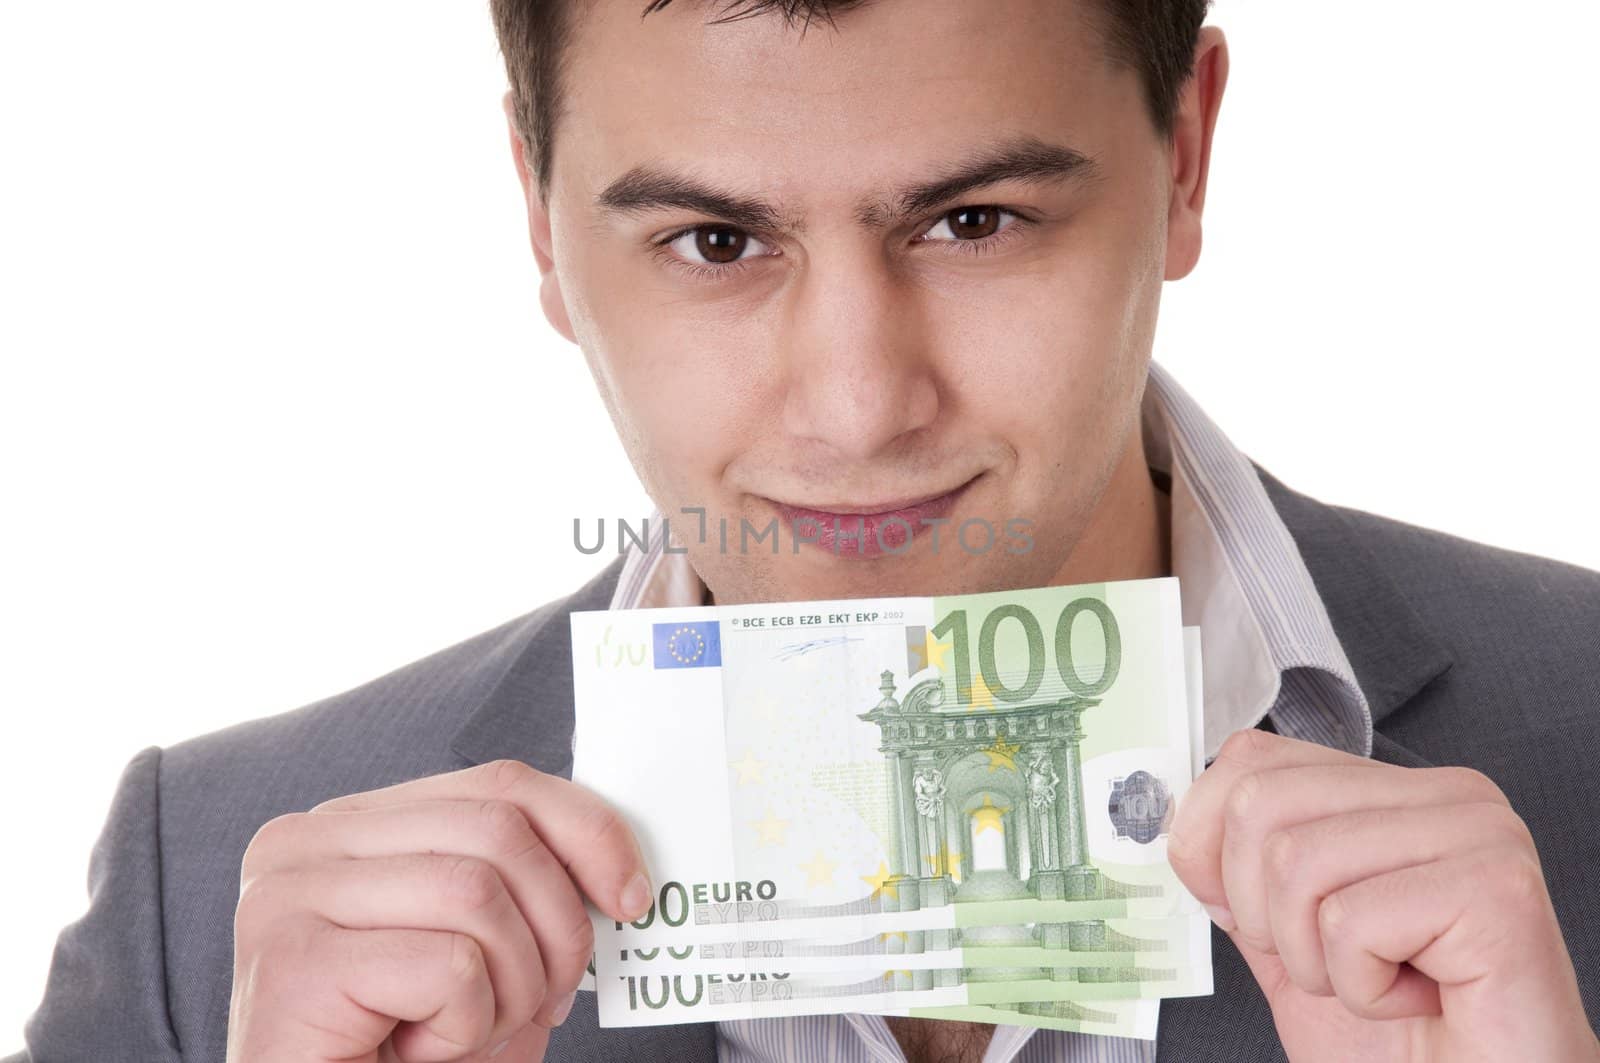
xmin=1047 ymin=423 xmax=1172 ymax=586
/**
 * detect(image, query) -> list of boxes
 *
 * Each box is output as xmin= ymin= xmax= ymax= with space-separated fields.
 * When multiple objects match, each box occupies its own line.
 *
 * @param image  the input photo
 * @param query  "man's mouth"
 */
xmin=764 ymin=475 xmax=980 ymax=559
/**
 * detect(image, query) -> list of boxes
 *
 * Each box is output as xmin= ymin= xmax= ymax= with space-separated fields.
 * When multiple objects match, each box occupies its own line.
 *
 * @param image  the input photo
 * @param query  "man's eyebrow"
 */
xmin=860 ymin=135 xmax=1100 ymax=228
xmin=592 ymin=134 xmax=1099 ymax=236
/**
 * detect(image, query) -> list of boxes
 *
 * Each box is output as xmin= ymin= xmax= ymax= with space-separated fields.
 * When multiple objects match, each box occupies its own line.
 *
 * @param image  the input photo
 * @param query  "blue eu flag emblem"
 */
xmin=652 ymin=621 xmax=722 ymax=669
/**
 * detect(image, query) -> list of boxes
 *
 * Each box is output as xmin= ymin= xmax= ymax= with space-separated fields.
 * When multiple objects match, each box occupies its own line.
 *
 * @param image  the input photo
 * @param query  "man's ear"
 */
xmin=503 ymin=90 xmax=577 ymax=344
xmin=1165 ymin=26 xmax=1229 ymax=281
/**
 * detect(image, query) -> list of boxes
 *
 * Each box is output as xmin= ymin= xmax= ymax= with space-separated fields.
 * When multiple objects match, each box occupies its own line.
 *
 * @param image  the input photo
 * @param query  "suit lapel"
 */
xmin=1254 ymin=465 xmax=1454 ymax=729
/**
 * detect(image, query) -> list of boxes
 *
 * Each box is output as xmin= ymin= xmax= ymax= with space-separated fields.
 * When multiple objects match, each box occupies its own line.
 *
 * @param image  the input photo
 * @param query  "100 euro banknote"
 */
xmin=591 ymin=628 xmax=1205 ymax=987
xmin=571 ymin=577 xmax=1199 ymax=962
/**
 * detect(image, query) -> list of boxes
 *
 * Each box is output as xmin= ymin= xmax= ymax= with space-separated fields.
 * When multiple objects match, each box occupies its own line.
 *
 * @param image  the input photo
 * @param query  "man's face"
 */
xmin=538 ymin=0 xmax=1181 ymax=604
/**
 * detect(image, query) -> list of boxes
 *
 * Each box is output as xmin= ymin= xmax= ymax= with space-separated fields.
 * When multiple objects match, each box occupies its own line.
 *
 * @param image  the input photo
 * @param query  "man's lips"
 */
xmin=764 ymin=476 xmax=978 ymax=558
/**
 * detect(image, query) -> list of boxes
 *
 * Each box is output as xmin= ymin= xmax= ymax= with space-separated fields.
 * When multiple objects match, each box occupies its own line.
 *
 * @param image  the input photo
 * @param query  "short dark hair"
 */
xmin=490 ymin=0 xmax=1211 ymax=205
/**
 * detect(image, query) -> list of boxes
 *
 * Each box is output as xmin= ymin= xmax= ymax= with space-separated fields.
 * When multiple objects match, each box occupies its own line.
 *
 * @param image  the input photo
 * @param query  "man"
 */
xmin=11 ymin=0 xmax=1600 ymax=1060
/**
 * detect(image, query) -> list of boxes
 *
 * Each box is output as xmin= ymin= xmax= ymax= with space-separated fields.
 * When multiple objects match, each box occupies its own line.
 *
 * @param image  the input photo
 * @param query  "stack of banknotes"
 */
xmin=570 ymin=577 xmax=1212 ymax=1041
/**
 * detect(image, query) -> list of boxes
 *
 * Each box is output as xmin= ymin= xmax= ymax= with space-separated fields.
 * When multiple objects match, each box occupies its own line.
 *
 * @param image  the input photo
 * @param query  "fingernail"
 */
xmin=549 ymin=989 xmax=577 ymax=1025
xmin=489 ymin=1039 xmax=512 ymax=1058
xmin=1203 ymin=903 xmax=1237 ymax=931
xmin=621 ymin=871 xmax=652 ymax=919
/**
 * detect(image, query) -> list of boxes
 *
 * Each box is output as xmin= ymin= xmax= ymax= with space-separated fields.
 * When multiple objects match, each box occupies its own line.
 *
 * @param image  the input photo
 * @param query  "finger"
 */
xmin=312 ymin=759 xmax=653 ymax=924
xmin=1220 ymin=763 xmax=1508 ymax=953
xmin=1168 ymin=728 xmax=1373 ymax=910
xmin=377 ymin=931 xmax=501 ymax=1063
xmin=246 ymin=799 xmax=594 ymax=1023
xmin=1317 ymin=846 xmax=1551 ymax=1021
xmin=240 ymin=852 xmax=545 ymax=1049
xmin=1261 ymin=800 xmax=1529 ymax=995
xmin=248 ymin=918 xmax=497 ymax=1062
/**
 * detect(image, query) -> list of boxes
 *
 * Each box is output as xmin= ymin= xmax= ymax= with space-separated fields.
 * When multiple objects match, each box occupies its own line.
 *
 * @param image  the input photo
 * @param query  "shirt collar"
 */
xmin=608 ymin=360 xmax=1372 ymax=760
xmin=1143 ymin=361 xmax=1372 ymax=757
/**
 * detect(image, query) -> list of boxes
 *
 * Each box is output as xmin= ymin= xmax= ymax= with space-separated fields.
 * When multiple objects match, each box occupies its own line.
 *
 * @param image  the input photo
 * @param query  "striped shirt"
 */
xmin=606 ymin=359 xmax=1371 ymax=1062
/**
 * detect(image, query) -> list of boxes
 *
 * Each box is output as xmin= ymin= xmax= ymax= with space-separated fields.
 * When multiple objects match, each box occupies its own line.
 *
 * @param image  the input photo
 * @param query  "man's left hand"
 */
xmin=1167 ymin=728 xmax=1598 ymax=1062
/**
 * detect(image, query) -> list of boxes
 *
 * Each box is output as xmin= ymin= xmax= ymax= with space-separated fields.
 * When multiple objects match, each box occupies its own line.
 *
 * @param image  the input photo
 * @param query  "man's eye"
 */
xmin=660 ymin=226 xmax=774 ymax=269
xmin=920 ymin=205 xmax=1020 ymax=244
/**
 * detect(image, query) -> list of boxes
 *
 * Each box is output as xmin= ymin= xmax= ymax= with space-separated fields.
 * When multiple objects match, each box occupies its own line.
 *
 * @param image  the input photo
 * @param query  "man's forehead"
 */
xmin=561 ymin=0 xmax=1110 ymax=136
xmin=559 ymin=0 xmax=1119 ymax=228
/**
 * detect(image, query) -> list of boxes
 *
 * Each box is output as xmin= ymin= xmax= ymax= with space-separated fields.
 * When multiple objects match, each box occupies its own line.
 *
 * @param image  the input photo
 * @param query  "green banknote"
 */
xmin=596 ymin=629 xmax=1207 ymax=979
xmin=571 ymin=578 xmax=1205 ymax=1029
xmin=573 ymin=579 xmax=1195 ymax=946
xmin=588 ymin=624 xmax=1211 ymax=1035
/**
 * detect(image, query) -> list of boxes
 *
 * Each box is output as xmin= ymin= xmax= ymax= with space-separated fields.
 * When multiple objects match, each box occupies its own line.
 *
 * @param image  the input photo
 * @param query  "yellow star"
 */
xmin=799 ymin=850 xmax=839 ymax=888
xmin=879 ymin=929 xmax=908 ymax=945
xmin=982 ymin=735 xmax=1021 ymax=771
xmin=924 ymin=841 xmax=962 ymax=878
xmin=860 ymin=860 xmax=899 ymax=900
xmin=752 ymin=808 xmax=790 ymax=847
xmin=965 ymin=673 xmax=996 ymax=712
xmin=971 ymin=794 xmax=1010 ymax=835
xmin=730 ymin=750 xmax=765 ymax=785
xmin=923 ymin=632 xmax=954 ymax=673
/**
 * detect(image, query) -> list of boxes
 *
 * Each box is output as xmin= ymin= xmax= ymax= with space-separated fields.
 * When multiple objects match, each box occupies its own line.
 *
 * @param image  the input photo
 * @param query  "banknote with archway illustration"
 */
xmin=573 ymin=579 xmax=1204 ymax=955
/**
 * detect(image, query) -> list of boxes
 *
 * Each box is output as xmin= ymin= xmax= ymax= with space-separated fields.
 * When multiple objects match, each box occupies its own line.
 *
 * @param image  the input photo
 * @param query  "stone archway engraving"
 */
xmin=858 ymin=669 xmax=1104 ymax=911
xmin=858 ymin=669 xmax=1169 ymax=989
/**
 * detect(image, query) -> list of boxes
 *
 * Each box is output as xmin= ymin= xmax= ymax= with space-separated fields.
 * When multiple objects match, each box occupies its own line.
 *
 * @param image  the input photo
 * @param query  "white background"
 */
xmin=3 ymin=0 xmax=1597 ymax=1049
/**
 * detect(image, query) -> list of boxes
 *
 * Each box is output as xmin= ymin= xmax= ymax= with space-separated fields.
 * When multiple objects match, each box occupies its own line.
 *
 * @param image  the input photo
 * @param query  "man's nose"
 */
xmin=777 ymin=257 xmax=941 ymax=461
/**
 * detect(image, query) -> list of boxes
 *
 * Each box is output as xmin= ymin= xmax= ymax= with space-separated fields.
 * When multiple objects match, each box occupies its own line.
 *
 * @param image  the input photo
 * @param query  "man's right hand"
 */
xmin=225 ymin=759 xmax=653 ymax=1062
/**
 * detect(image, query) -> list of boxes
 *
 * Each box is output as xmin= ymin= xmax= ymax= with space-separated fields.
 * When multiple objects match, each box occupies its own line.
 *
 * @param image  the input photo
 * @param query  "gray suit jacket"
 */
xmin=10 ymin=467 xmax=1600 ymax=1061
